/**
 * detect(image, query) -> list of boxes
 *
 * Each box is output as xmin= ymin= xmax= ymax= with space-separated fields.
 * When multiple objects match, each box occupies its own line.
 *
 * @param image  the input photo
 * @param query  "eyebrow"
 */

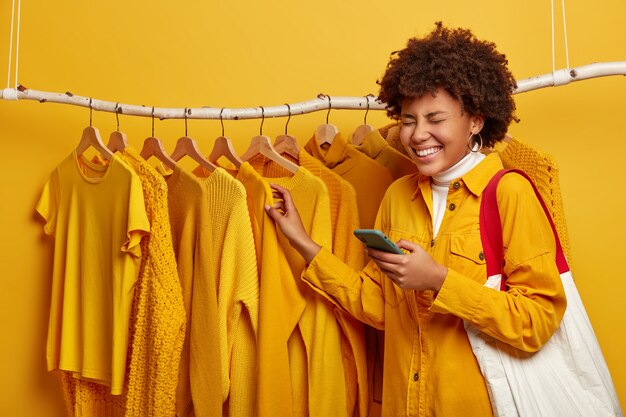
xmin=400 ymin=111 xmax=449 ymax=119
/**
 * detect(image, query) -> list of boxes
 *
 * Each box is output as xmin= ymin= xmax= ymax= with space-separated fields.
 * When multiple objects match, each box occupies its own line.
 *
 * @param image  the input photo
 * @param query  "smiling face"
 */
xmin=399 ymin=88 xmax=484 ymax=177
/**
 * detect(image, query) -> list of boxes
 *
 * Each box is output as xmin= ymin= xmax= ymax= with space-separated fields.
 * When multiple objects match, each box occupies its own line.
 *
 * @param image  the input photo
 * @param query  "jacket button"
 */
xmin=452 ymin=181 xmax=461 ymax=189
xmin=448 ymin=203 xmax=456 ymax=211
xmin=430 ymin=239 xmax=435 ymax=247
xmin=413 ymin=372 xmax=419 ymax=381
xmin=479 ymin=252 xmax=485 ymax=261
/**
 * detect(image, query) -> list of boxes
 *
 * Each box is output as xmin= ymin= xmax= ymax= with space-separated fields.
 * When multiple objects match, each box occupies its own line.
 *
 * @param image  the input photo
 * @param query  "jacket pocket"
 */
xmin=448 ymin=233 xmax=487 ymax=283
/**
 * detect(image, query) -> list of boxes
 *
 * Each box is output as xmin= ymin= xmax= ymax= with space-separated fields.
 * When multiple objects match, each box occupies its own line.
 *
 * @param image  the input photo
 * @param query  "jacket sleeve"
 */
xmin=431 ymin=173 xmax=567 ymax=352
xmin=302 ymin=248 xmax=386 ymax=330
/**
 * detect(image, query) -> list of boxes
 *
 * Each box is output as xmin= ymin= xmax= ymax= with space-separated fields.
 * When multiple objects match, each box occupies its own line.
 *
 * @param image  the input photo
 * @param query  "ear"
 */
xmin=470 ymin=115 xmax=485 ymax=134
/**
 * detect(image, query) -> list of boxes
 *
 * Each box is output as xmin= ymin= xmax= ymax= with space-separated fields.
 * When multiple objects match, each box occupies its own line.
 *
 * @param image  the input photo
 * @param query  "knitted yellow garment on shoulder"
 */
xmin=497 ymin=137 xmax=572 ymax=264
xmin=61 ymin=148 xmax=186 ymax=417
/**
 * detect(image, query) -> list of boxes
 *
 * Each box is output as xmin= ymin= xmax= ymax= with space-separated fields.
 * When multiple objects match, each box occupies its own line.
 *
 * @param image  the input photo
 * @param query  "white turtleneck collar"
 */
xmin=430 ymin=149 xmax=486 ymax=237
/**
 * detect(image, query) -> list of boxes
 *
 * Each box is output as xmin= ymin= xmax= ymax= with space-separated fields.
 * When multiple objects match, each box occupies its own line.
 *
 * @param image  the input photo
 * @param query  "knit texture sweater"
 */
xmin=496 ymin=136 xmax=571 ymax=263
xmin=163 ymin=165 xmax=222 ymax=417
xmin=191 ymin=167 xmax=259 ymax=417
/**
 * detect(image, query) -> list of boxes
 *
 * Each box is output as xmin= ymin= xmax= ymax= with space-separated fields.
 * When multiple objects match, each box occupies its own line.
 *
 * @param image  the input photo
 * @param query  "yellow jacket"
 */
xmin=302 ymin=153 xmax=566 ymax=417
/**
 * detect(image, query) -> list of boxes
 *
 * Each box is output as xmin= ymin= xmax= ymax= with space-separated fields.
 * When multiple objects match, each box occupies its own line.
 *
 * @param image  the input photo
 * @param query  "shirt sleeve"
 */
xmin=431 ymin=173 xmax=567 ymax=352
xmin=121 ymin=169 xmax=150 ymax=258
xmin=35 ymin=173 xmax=58 ymax=236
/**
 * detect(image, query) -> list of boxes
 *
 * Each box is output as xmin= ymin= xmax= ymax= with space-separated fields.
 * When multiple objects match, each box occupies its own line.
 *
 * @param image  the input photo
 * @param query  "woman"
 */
xmin=265 ymin=22 xmax=566 ymax=416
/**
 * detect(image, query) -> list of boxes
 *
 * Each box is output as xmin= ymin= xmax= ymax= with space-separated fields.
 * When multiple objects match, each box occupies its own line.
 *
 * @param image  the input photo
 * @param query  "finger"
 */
xmin=367 ymin=248 xmax=404 ymax=263
xmin=269 ymin=183 xmax=295 ymax=211
xmin=396 ymin=239 xmax=419 ymax=252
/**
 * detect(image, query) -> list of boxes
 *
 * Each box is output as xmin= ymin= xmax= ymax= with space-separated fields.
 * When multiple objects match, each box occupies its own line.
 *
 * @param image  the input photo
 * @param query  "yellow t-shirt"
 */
xmin=36 ymin=151 xmax=149 ymax=395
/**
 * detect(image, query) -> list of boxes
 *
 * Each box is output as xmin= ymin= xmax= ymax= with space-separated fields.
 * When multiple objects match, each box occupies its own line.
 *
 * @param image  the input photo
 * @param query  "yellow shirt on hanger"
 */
xmin=237 ymin=162 xmax=346 ymax=417
xmin=302 ymin=153 xmax=566 ymax=417
xmin=303 ymin=133 xmax=394 ymax=229
xmin=353 ymin=129 xmax=418 ymax=180
xmin=36 ymin=151 xmax=149 ymax=395
xmin=298 ymin=149 xmax=369 ymax=417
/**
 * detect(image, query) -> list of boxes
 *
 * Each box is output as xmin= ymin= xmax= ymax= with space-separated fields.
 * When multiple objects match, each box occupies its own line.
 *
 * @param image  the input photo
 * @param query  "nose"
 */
xmin=410 ymin=122 xmax=429 ymax=143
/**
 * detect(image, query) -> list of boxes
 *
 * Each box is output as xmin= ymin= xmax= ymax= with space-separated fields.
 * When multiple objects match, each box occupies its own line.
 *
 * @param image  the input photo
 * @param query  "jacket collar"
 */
xmin=412 ymin=152 xmax=504 ymax=200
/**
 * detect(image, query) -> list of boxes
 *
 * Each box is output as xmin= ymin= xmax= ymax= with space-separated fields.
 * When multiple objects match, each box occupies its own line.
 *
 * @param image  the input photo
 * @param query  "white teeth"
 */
xmin=416 ymin=147 xmax=440 ymax=157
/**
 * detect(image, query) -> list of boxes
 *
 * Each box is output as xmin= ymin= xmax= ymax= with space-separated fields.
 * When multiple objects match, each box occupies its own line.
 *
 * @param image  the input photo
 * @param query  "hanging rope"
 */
xmin=551 ymin=0 xmax=572 ymax=86
xmin=3 ymin=0 xmax=21 ymax=100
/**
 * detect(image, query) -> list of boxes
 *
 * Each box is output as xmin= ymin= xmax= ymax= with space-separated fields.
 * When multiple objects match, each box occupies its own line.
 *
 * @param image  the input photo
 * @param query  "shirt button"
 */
xmin=430 ymin=239 xmax=435 ymax=247
xmin=452 ymin=181 xmax=461 ymax=189
xmin=413 ymin=372 xmax=419 ymax=381
xmin=448 ymin=203 xmax=456 ymax=211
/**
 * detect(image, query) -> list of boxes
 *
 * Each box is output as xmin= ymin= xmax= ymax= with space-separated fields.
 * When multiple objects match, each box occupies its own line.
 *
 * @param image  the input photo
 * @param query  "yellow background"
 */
xmin=1 ymin=1 xmax=624 ymax=415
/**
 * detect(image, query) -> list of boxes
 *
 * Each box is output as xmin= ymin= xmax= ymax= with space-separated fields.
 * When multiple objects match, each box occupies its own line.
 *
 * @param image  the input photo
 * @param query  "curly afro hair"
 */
xmin=377 ymin=22 xmax=518 ymax=147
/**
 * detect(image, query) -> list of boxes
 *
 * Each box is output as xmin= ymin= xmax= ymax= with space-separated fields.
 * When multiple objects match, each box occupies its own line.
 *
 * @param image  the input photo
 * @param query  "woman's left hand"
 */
xmin=367 ymin=239 xmax=448 ymax=292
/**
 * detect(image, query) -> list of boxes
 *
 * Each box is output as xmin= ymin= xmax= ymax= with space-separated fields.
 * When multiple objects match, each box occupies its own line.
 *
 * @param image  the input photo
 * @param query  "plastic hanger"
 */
xmin=208 ymin=108 xmax=243 ymax=167
xmin=107 ymin=103 xmax=129 ymax=153
xmin=351 ymin=95 xmax=375 ymax=145
xmin=273 ymin=103 xmax=300 ymax=161
xmin=315 ymin=94 xmax=339 ymax=146
xmin=170 ymin=108 xmax=217 ymax=173
xmin=139 ymin=106 xmax=176 ymax=169
xmin=76 ymin=98 xmax=114 ymax=160
xmin=240 ymin=106 xmax=299 ymax=173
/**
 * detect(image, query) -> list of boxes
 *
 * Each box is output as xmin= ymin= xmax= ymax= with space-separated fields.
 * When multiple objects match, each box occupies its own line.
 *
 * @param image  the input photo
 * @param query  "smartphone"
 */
xmin=353 ymin=229 xmax=404 ymax=254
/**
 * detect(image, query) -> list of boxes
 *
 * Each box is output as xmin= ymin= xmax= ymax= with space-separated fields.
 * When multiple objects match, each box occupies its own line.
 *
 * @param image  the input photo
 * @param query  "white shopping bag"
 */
xmin=466 ymin=169 xmax=623 ymax=417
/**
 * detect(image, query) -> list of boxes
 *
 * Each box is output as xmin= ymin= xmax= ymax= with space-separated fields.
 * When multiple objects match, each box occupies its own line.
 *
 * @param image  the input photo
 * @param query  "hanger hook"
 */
xmin=115 ymin=102 xmax=121 ymax=131
xmin=89 ymin=97 xmax=93 ymax=127
xmin=284 ymin=103 xmax=291 ymax=135
xmin=220 ymin=108 xmax=225 ymax=136
xmin=326 ymin=95 xmax=332 ymax=124
xmin=151 ymin=106 xmax=155 ymax=137
xmin=364 ymin=95 xmax=370 ymax=125
xmin=259 ymin=106 xmax=266 ymax=135
xmin=184 ymin=107 xmax=188 ymax=137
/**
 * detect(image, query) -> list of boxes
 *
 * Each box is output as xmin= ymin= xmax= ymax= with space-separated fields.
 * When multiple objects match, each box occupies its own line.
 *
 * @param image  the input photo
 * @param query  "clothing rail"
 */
xmin=1 ymin=61 xmax=625 ymax=120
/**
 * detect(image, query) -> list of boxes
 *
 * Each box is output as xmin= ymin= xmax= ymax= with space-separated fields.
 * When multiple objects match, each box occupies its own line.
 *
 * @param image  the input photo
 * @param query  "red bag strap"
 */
xmin=479 ymin=169 xmax=569 ymax=291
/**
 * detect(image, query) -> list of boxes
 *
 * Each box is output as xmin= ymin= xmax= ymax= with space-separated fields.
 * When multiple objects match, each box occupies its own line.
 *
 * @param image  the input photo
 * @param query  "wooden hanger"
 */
xmin=351 ymin=95 xmax=375 ymax=145
xmin=274 ymin=134 xmax=300 ymax=160
xmin=139 ymin=107 xmax=176 ymax=169
xmin=107 ymin=104 xmax=128 ymax=153
xmin=209 ymin=136 xmax=243 ymax=167
xmin=75 ymin=98 xmax=114 ymax=160
xmin=208 ymin=110 xmax=243 ymax=167
xmin=273 ymin=104 xmax=300 ymax=161
xmin=171 ymin=136 xmax=217 ymax=172
xmin=140 ymin=136 xmax=176 ymax=169
xmin=170 ymin=109 xmax=217 ymax=173
xmin=241 ymin=135 xmax=299 ymax=174
xmin=240 ymin=106 xmax=298 ymax=173
xmin=316 ymin=95 xmax=339 ymax=145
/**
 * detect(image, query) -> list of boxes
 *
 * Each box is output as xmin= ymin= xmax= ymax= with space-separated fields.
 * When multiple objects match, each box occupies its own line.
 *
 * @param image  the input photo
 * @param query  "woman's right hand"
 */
xmin=265 ymin=183 xmax=321 ymax=263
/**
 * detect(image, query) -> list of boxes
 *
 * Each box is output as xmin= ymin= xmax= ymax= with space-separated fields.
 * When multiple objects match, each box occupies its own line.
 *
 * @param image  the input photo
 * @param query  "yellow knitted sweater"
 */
xmin=61 ymin=148 xmax=185 ymax=417
xmin=496 ymin=136 xmax=571 ymax=263
xmin=191 ymin=167 xmax=259 ymax=417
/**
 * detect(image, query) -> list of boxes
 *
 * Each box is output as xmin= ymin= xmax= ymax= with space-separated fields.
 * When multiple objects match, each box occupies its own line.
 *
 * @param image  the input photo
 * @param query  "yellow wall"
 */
xmin=1 ymin=1 xmax=624 ymax=415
